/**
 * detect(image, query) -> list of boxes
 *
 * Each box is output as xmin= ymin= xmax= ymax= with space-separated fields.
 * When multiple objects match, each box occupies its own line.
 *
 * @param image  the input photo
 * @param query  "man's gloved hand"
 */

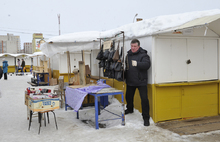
xmin=132 ymin=60 xmax=137 ymax=66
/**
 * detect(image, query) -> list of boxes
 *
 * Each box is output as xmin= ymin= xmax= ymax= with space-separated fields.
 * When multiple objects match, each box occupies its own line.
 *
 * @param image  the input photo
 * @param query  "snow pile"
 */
xmin=1 ymin=74 xmax=220 ymax=141
xmin=100 ymin=9 xmax=220 ymax=39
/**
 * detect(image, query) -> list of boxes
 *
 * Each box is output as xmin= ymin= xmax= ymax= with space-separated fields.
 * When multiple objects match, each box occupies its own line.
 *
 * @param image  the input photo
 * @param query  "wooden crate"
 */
xmin=27 ymin=96 xmax=59 ymax=112
xmin=44 ymin=68 xmax=48 ymax=72
xmin=40 ymin=60 xmax=48 ymax=68
xmin=82 ymin=95 xmax=95 ymax=104
xmin=24 ymin=91 xmax=29 ymax=106
xmin=40 ymin=60 xmax=48 ymax=72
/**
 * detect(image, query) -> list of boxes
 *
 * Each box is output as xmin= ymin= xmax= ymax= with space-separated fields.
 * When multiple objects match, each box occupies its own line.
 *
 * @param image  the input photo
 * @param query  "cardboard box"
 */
xmin=50 ymin=78 xmax=57 ymax=86
xmin=28 ymin=96 xmax=59 ymax=112
xmin=44 ymin=74 xmax=49 ymax=83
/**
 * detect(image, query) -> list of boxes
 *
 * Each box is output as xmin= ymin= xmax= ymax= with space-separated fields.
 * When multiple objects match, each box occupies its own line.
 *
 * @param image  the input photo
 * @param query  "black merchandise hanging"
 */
xmin=96 ymin=44 xmax=104 ymax=60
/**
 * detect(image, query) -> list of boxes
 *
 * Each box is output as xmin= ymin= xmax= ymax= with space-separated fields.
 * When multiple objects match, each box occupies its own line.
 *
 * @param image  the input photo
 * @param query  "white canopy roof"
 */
xmin=27 ymin=52 xmax=46 ymax=57
xmin=0 ymin=53 xmax=31 ymax=58
xmin=40 ymin=31 xmax=100 ymax=57
xmin=100 ymin=9 xmax=220 ymax=38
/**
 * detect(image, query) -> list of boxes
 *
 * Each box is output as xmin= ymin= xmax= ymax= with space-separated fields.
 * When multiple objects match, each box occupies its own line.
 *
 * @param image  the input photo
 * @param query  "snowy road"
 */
xmin=0 ymin=74 xmax=220 ymax=142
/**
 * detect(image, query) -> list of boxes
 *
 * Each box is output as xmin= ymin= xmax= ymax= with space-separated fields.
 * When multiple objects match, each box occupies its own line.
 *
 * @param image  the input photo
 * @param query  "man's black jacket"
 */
xmin=125 ymin=47 xmax=151 ymax=86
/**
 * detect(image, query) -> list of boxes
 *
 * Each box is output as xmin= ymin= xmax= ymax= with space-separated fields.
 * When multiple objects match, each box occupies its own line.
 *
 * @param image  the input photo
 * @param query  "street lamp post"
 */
xmin=133 ymin=13 xmax=138 ymax=23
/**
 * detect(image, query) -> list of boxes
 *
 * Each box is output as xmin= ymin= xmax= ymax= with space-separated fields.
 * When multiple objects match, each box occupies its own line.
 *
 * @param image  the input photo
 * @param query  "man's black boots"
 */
xmin=144 ymin=119 xmax=150 ymax=126
xmin=125 ymin=109 xmax=133 ymax=115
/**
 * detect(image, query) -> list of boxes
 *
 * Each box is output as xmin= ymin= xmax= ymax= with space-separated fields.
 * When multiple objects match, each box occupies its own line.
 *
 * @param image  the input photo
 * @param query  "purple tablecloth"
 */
xmin=65 ymin=80 xmax=111 ymax=112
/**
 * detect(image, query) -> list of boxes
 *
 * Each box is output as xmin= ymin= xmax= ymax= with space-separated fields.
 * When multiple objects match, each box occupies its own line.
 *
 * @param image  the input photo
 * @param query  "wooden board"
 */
xmin=103 ymin=40 xmax=112 ymax=50
xmin=27 ymin=82 xmax=37 ymax=86
xmin=96 ymin=88 xmax=123 ymax=94
xmin=68 ymin=84 xmax=97 ymax=89
xmin=33 ymin=71 xmax=48 ymax=73
xmin=79 ymin=61 xmax=86 ymax=85
xmin=156 ymin=116 xmax=220 ymax=135
xmin=85 ymin=65 xmax=91 ymax=76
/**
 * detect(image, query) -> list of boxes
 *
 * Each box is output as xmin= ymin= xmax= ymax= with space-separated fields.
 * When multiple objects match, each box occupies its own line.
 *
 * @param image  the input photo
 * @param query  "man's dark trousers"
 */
xmin=125 ymin=85 xmax=150 ymax=120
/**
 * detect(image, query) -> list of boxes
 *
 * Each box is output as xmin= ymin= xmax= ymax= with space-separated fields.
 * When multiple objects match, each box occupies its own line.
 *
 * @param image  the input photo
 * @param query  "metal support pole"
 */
xmin=121 ymin=31 xmax=125 ymax=125
xmin=99 ymin=39 xmax=102 ymax=80
xmin=2 ymin=41 xmax=3 ymax=53
xmin=58 ymin=14 xmax=61 ymax=35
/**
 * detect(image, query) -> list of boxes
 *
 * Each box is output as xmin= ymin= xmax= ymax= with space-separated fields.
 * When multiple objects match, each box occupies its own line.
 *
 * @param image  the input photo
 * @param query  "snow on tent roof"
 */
xmin=41 ymin=9 xmax=220 ymax=57
xmin=100 ymin=9 xmax=220 ymax=39
xmin=47 ymin=31 xmax=100 ymax=43
xmin=0 ymin=53 xmax=30 ymax=57
xmin=27 ymin=52 xmax=46 ymax=57
xmin=40 ymin=31 xmax=100 ymax=57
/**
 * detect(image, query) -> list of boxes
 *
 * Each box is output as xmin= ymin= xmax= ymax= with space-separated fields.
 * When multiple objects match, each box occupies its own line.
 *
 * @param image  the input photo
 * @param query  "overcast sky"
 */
xmin=1 ymin=0 xmax=220 ymax=48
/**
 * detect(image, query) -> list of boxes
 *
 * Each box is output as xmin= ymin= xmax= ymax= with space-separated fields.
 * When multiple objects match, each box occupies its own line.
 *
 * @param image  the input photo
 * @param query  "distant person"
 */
xmin=2 ymin=58 xmax=8 ymax=80
xmin=17 ymin=59 xmax=23 ymax=73
xmin=21 ymin=59 xmax=26 ymax=72
xmin=17 ymin=59 xmax=21 ymax=68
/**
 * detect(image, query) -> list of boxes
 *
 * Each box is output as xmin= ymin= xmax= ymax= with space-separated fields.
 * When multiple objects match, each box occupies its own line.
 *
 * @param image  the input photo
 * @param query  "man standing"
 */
xmin=21 ymin=59 xmax=26 ymax=72
xmin=125 ymin=39 xmax=151 ymax=126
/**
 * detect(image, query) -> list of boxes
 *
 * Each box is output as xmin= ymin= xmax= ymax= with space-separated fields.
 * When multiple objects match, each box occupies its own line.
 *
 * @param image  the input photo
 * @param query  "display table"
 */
xmin=65 ymin=84 xmax=125 ymax=129
xmin=88 ymin=88 xmax=125 ymax=129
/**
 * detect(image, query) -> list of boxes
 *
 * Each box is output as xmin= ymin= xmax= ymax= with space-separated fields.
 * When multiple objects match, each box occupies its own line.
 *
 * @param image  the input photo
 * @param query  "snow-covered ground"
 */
xmin=1 ymin=74 xmax=220 ymax=142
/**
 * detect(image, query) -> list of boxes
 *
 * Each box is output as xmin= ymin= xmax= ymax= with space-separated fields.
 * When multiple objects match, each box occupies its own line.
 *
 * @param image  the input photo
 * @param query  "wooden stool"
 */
xmin=28 ymin=110 xmax=58 ymax=134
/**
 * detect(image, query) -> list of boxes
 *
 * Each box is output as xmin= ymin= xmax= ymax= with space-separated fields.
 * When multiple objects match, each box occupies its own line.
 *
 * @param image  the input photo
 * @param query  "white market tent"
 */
xmin=41 ymin=31 xmax=100 ymax=57
xmin=40 ymin=31 xmax=101 ymax=81
xmin=27 ymin=52 xmax=49 ymax=70
xmin=40 ymin=9 xmax=220 ymax=81
xmin=0 ymin=53 xmax=32 ymax=73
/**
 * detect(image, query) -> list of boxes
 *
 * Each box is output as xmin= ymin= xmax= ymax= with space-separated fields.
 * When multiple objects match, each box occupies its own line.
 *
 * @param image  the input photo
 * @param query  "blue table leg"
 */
xmin=121 ymin=93 xmax=125 ymax=126
xmin=47 ymin=73 xmax=49 ymax=86
xmin=77 ymin=111 xmax=79 ymax=119
xmin=65 ymin=95 xmax=67 ymax=111
xmin=37 ymin=74 xmax=39 ymax=86
xmin=95 ymin=95 xmax=99 ymax=129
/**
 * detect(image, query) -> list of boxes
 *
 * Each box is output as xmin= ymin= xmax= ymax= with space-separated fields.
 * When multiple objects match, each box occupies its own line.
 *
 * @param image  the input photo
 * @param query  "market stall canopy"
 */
xmin=176 ymin=14 xmax=220 ymax=36
xmin=28 ymin=52 xmax=46 ymax=58
xmin=40 ymin=31 xmax=100 ymax=57
xmin=100 ymin=9 xmax=220 ymax=39
xmin=0 ymin=53 xmax=31 ymax=58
